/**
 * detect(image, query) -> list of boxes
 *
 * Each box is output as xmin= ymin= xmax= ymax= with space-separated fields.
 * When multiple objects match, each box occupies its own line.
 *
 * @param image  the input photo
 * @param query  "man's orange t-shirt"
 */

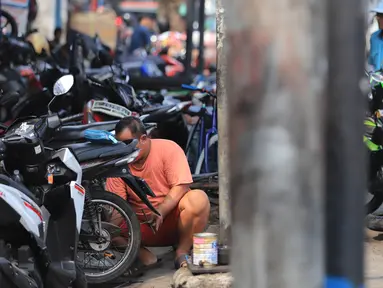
xmin=105 ymin=139 xmax=193 ymax=216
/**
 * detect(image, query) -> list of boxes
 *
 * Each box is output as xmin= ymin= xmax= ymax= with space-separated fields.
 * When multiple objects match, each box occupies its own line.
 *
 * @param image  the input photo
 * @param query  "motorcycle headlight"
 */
xmin=115 ymin=149 xmax=140 ymax=166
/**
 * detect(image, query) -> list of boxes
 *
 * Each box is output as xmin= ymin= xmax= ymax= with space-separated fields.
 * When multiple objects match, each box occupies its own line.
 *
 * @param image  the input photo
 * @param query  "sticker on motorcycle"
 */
xmin=34 ymin=145 xmax=42 ymax=154
xmin=74 ymin=183 xmax=85 ymax=196
xmin=24 ymin=201 xmax=43 ymax=221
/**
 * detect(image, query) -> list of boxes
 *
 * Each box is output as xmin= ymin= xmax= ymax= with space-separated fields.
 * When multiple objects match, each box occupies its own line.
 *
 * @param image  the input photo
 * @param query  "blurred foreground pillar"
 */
xmin=216 ymin=0 xmax=231 ymax=247
xmin=325 ymin=0 xmax=366 ymax=286
xmin=223 ymin=0 xmax=326 ymax=286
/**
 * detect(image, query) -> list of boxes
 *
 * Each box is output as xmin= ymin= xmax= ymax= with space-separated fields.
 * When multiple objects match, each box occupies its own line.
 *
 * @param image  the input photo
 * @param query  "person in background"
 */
xmin=49 ymin=27 xmax=62 ymax=50
xmin=106 ymin=117 xmax=210 ymax=275
xmin=128 ymin=14 xmax=156 ymax=54
xmin=369 ymin=3 xmax=383 ymax=71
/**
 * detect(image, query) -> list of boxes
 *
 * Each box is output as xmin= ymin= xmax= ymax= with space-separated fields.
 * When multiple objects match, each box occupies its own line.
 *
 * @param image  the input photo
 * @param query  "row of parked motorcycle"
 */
xmin=365 ymin=70 xmax=383 ymax=218
xmin=0 ymin=11 xmax=218 ymax=288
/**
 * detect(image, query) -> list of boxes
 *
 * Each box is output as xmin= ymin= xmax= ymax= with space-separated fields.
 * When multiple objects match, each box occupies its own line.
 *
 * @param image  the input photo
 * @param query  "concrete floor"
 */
xmin=366 ymin=229 xmax=383 ymax=288
xmin=126 ymin=247 xmax=175 ymax=288
xmin=121 ymin=229 xmax=383 ymax=288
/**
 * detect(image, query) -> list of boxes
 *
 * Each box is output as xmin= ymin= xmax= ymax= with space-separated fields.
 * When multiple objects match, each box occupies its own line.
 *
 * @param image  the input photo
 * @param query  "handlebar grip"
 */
xmin=61 ymin=113 xmax=84 ymax=124
xmin=181 ymin=84 xmax=198 ymax=91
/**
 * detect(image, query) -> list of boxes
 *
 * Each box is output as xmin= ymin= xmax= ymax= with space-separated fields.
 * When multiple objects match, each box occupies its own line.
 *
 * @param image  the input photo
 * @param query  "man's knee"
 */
xmin=181 ymin=189 xmax=210 ymax=216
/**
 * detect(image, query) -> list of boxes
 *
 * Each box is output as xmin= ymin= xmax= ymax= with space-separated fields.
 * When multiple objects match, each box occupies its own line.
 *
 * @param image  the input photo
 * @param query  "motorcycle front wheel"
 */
xmin=77 ymin=189 xmax=141 ymax=284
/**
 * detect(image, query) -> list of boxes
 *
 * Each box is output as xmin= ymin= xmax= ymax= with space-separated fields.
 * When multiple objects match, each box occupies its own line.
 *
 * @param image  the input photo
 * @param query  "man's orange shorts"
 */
xmin=120 ymin=207 xmax=181 ymax=247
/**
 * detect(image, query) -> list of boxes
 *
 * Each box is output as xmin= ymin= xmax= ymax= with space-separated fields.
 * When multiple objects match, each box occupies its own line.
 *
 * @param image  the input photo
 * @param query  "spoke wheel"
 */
xmin=77 ymin=190 xmax=140 ymax=284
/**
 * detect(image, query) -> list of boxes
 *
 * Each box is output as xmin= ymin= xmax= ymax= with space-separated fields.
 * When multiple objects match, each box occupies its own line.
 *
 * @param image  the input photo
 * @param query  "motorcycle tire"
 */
xmin=0 ymin=10 xmax=18 ymax=37
xmin=80 ymin=189 xmax=141 ymax=284
xmin=71 ymin=263 xmax=87 ymax=288
xmin=366 ymin=194 xmax=383 ymax=215
xmin=366 ymin=213 xmax=383 ymax=232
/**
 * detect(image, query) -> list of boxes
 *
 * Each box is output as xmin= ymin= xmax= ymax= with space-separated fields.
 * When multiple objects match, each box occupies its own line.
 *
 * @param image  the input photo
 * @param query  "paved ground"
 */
xmin=123 ymin=208 xmax=221 ymax=288
xmin=125 ymin=228 xmax=383 ymax=288
xmin=126 ymin=247 xmax=175 ymax=288
xmin=113 ymin=206 xmax=383 ymax=288
xmin=366 ymin=229 xmax=383 ymax=288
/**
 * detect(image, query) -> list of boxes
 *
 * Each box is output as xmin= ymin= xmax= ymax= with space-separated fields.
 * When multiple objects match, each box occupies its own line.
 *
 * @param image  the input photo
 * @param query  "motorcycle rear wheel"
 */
xmin=78 ymin=189 xmax=141 ymax=284
xmin=366 ymin=193 xmax=383 ymax=215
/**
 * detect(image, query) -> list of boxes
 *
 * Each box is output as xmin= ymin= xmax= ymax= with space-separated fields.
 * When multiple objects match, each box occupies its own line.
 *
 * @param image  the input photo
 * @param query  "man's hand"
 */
xmin=150 ymin=212 xmax=164 ymax=232
xmin=147 ymin=185 xmax=190 ymax=232
xmin=148 ymin=205 xmax=165 ymax=232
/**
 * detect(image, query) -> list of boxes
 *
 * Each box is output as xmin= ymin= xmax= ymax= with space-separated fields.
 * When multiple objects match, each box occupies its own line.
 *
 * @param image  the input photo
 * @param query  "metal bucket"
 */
xmin=192 ymin=232 xmax=218 ymax=267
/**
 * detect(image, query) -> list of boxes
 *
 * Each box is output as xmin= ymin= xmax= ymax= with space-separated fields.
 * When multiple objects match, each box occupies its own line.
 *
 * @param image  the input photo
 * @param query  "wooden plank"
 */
xmin=69 ymin=9 xmax=117 ymax=50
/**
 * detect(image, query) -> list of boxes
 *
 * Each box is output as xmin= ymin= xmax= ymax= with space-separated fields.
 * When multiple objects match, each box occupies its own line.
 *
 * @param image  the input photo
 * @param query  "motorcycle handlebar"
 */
xmin=181 ymin=84 xmax=216 ymax=97
xmin=181 ymin=84 xmax=197 ymax=91
xmin=60 ymin=113 xmax=84 ymax=124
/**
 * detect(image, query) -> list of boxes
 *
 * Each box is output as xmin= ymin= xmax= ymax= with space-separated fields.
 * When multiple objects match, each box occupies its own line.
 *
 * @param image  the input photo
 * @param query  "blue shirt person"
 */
xmin=128 ymin=15 xmax=156 ymax=54
xmin=369 ymin=3 xmax=383 ymax=70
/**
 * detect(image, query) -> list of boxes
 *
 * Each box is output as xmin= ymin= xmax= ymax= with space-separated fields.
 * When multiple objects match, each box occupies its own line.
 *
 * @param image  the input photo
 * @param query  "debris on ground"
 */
xmin=172 ymin=267 xmax=232 ymax=288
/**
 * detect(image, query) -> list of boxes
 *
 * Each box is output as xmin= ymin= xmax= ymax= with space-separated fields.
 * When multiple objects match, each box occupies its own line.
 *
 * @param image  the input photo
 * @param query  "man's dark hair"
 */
xmin=54 ymin=27 xmax=62 ymax=34
xmin=115 ymin=116 xmax=147 ymax=138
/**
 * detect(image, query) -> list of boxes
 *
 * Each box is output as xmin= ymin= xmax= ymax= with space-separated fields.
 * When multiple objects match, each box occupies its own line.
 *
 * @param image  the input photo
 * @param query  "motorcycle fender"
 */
xmin=122 ymin=175 xmax=160 ymax=215
xmin=69 ymin=181 xmax=86 ymax=233
xmin=0 ymin=184 xmax=43 ymax=238
xmin=92 ymin=165 xmax=159 ymax=215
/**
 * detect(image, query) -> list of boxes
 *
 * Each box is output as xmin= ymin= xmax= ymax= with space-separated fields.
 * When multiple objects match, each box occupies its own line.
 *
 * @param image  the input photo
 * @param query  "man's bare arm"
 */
xmin=157 ymin=184 xmax=190 ymax=217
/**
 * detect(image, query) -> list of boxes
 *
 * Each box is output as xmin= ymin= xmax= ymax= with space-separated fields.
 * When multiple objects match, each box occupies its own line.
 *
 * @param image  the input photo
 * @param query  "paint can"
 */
xmin=192 ymin=232 xmax=218 ymax=267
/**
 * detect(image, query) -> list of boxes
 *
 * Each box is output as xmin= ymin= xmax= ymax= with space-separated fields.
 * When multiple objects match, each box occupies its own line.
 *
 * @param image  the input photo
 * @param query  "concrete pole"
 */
xmin=223 ymin=0 xmax=326 ymax=286
xmin=216 ymin=0 xmax=231 ymax=247
xmin=197 ymin=0 xmax=205 ymax=74
xmin=325 ymin=0 xmax=366 ymax=286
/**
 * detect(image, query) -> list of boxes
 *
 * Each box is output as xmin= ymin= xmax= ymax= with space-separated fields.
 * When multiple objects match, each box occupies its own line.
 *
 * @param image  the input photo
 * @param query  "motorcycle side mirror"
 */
xmin=48 ymin=74 xmax=74 ymax=115
xmin=53 ymin=74 xmax=74 ymax=96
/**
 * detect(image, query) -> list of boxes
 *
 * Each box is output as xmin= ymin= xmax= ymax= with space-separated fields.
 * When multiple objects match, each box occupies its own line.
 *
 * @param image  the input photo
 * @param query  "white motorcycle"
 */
xmin=0 ymin=78 xmax=88 ymax=287
xmin=0 ymin=146 xmax=87 ymax=287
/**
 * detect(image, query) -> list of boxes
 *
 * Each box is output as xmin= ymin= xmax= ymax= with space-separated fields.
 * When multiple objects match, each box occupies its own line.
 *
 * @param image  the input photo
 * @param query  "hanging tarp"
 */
xmin=69 ymin=8 xmax=118 ymax=51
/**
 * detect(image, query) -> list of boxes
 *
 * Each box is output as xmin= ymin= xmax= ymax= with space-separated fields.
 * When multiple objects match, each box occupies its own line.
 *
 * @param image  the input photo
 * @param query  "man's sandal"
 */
xmin=174 ymin=254 xmax=189 ymax=269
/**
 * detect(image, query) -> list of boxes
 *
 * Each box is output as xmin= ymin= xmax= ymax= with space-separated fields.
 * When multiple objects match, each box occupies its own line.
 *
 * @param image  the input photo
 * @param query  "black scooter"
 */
xmin=1 ymin=76 xmax=160 ymax=284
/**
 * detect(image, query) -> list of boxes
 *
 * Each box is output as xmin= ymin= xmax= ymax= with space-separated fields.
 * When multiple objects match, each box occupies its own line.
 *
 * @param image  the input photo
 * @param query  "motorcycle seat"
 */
xmin=65 ymin=139 xmax=138 ymax=163
xmin=0 ymin=174 xmax=40 ymax=205
xmin=141 ymin=105 xmax=179 ymax=123
xmin=54 ymin=120 xmax=119 ymax=141
xmin=183 ymin=105 xmax=213 ymax=117
xmin=142 ymin=104 xmax=173 ymax=114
